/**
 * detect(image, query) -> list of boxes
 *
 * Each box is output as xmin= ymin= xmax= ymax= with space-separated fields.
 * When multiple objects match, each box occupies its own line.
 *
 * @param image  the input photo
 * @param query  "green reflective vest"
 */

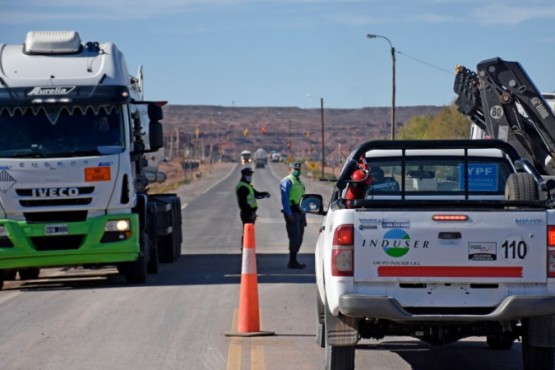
xmin=236 ymin=181 xmax=257 ymax=209
xmin=286 ymin=174 xmax=305 ymax=206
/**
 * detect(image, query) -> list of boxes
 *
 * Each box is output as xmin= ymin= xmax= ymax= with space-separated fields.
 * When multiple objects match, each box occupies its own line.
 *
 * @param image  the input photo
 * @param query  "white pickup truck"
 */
xmin=301 ymin=139 xmax=555 ymax=370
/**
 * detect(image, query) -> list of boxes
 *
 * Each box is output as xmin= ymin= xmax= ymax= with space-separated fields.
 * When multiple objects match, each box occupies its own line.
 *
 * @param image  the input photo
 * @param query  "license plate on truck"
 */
xmin=353 ymin=211 xmax=547 ymax=283
xmin=45 ymin=224 xmax=69 ymax=235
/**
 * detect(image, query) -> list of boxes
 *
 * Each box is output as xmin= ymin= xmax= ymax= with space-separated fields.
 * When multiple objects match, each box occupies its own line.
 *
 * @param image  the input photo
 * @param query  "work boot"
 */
xmin=288 ymin=260 xmax=306 ymax=269
xmin=288 ymin=252 xmax=306 ymax=269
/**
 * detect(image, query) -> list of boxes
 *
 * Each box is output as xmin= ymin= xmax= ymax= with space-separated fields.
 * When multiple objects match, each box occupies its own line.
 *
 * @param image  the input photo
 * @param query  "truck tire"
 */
xmin=3 ymin=269 xmax=17 ymax=280
xmin=324 ymin=298 xmax=356 ymax=370
xmin=0 ymin=271 xmax=3 ymax=290
xmin=159 ymin=232 xmax=177 ymax=263
xmin=505 ymin=173 xmax=538 ymax=201
xmin=19 ymin=267 xmax=40 ymax=280
xmin=124 ymin=231 xmax=148 ymax=284
xmin=147 ymin=210 xmax=159 ymax=274
xmin=158 ymin=197 xmax=181 ymax=263
xmin=316 ymin=288 xmax=325 ymax=348
xmin=522 ymin=332 xmax=555 ymax=370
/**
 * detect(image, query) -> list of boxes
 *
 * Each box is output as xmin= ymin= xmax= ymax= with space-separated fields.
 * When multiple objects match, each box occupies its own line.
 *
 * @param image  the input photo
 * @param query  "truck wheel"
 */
xmin=505 ymin=173 xmax=538 ymax=201
xmin=3 ymin=269 xmax=17 ymax=280
xmin=172 ymin=197 xmax=182 ymax=261
xmin=316 ymin=288 xmax=325 ymax=348
xmin=0 ymin=271 xmax=3 ymax=290
xmin=159 ymin=232 xmax=177 ymax=263
xmin=522 ymin=320 xmax=555 ymax=370
xmin=324 ymin=298 xmax=356 ymax=370
xmin=19 ymin=267 xmax=40 ymax=280
xmin=124 ymin=231 xmax=148 ymax=284
xmin=486 ymin=334 xmax=514 ymax=349
xmin=147 ymin=211 xmax=159 ymax=274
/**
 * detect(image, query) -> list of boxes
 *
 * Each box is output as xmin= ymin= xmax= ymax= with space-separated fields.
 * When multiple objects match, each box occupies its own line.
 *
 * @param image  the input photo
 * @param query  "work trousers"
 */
xmin=284 ymin=212 xmax=305 ymax=253
xmin=240 ymin=210 xmax=256 ymax=248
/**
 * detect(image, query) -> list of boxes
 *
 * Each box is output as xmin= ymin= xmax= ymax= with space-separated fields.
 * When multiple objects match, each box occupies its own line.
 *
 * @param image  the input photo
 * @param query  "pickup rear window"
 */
xmin=364 ymin=156 xmax=512 ymax=197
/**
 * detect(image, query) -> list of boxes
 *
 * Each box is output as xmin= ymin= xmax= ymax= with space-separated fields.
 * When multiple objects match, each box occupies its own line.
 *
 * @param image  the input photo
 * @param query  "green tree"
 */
xmin=398 ymin=104 xmax=470 ymax=140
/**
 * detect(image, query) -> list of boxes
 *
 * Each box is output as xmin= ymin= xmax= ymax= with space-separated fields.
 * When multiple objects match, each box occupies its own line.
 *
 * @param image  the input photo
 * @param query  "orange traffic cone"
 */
xmin=225 ymin=223 xmax=274 ymax=337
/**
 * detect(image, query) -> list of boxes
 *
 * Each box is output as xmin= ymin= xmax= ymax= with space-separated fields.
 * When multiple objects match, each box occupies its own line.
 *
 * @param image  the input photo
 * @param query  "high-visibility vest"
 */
xmin=236 ymin=181 xmax=257 ymax=209
xmin=286 ymin=174 xmax=304 ymax=206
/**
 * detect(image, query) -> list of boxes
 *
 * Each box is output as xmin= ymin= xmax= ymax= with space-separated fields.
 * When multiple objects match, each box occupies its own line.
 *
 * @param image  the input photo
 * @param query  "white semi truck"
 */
xmin=0 ymin=31 xmax=182 ymax=288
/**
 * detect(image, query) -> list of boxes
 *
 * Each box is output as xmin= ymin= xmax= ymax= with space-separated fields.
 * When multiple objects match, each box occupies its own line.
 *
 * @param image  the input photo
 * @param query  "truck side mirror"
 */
xmin=147 ymin=103 xmax=164 ymax=151
xmin=148 ymin=103 xmax=164 ymax=121
xmin=149 ymin=121 xmax=163 ymax=151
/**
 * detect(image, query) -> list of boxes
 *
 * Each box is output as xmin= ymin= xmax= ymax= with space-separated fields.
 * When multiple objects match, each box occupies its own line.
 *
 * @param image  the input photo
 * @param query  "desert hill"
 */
xmin=162 ymin=104 xmax=444 ymax=163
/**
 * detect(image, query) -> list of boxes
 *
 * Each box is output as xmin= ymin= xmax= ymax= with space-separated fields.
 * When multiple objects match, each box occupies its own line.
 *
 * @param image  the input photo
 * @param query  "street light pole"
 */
xmin=366 ymin=33 xmax=396 ymax=140
xmin=320 ymin=97 xmax=325 ymax=179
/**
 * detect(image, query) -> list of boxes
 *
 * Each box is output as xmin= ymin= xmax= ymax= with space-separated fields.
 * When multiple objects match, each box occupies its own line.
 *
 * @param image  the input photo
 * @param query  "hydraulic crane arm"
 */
xmin=454 ymin=57 xmax=555 ymax=175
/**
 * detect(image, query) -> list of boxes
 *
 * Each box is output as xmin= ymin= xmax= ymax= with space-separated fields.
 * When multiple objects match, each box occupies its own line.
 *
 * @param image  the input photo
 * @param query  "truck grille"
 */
xmin=24 ymin=211 xmax=88 ymax=223
xmin=16 ymin=187 xmax=94 ymax=208
xmin=20 ymin=198 xmax=92 ymax=207
xmin=31 ymin=235 xmax=85 ymax=251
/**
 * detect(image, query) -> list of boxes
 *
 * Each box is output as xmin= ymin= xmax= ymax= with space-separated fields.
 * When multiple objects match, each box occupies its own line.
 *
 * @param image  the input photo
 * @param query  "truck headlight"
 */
xmin=105 ymin=219 xmax=130 ymax=232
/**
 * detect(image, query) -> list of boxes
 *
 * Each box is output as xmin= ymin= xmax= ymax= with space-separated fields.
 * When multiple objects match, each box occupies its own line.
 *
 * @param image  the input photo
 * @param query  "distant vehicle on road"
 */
xmin=254 ymin=148 xmax=268 ymax=168
xmin=240 ymin=150 xmax=252 ymax=165
xmin=271 ymin=151 xmax=282 ymax=162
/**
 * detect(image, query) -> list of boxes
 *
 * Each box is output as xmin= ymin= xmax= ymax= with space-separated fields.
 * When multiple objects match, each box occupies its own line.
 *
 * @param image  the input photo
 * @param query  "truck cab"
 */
xmin=0 ymin=31 xmax=181 ymax=287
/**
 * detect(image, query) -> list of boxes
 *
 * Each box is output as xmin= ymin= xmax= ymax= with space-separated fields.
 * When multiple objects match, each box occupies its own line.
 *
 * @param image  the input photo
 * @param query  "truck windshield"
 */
xmin=0 ymin=105 xmax=124 ymax=158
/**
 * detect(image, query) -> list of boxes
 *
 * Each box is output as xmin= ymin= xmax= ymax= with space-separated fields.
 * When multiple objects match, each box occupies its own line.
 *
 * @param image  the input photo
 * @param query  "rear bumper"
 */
xmin=339 ymin=294 xmax=555 ymax=322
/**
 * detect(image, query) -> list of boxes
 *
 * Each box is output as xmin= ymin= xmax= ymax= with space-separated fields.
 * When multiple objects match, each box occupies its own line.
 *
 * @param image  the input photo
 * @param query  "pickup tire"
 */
xmin=522 ymin=321 xmax=555 ymax=370
xmin=505 ymin=173 xmax=538 ymax=201
xmin=324 ymin=298 xmax=356 ymax=370
xmin=316 ymin=288 xmax=325 ymax=348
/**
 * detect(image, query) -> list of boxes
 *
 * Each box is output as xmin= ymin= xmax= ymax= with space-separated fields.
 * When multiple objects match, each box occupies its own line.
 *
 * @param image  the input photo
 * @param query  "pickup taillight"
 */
xmin=548 ymin=226 xmax=555 ymax=277
xmin=332 ymin=224 xmax=354 ymax=276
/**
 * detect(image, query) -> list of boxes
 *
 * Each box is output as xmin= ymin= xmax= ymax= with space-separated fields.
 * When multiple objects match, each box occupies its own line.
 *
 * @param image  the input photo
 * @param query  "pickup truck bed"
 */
xmin=303 ymin=139 xmax=555 ymax=370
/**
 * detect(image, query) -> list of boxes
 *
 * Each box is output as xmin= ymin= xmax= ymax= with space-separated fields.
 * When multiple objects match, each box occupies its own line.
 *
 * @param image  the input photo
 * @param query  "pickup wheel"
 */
xmin=316 ymin=288 xmax=325 ymax=348
xmin=505 ymin=173 xmax=538 ymax=201
xmin=522 ymin=320 xmax=555 ymax=370
xmin=324 ymin=298 xmax=356 ymax=370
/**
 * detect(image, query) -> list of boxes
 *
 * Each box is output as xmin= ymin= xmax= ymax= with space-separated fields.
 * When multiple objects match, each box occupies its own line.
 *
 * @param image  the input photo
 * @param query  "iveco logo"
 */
xmin=32 ymin=188 xmax=79 ymax=197
xmin=27 ymin=86 xmax=76 ymax=96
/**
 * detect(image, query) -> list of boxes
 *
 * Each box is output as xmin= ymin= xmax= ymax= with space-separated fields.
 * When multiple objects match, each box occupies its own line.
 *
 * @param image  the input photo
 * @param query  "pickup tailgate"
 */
xmin=354 ymin=210 xmax=547 ymax=283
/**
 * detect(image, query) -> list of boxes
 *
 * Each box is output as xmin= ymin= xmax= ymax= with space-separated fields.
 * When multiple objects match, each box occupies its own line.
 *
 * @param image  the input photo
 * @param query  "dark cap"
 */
xmin=290 ymin=162 xmax=302 ymax=169
xmin=241 ymin=167 xmax=254 ymax=176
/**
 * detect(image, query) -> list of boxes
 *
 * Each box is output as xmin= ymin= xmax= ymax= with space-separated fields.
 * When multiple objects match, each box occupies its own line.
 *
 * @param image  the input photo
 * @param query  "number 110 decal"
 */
xmin=502 ymin=237 xmax=528 ymax=260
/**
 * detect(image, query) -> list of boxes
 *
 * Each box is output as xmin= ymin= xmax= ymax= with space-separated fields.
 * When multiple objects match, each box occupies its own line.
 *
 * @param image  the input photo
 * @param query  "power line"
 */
xmin=396 ymin=50 xmax=454 ymax=75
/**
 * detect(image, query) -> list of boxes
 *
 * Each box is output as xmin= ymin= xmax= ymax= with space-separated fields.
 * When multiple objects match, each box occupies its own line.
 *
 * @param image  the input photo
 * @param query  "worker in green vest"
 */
xmin=236 ymin=166 xmax=270 ymax=247
xmin=280 ymin=162 xmax=306 ymax=269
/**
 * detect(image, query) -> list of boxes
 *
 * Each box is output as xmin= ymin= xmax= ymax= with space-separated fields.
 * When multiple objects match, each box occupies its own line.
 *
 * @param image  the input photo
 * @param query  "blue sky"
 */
xmin=1 ymin=0 xmax=555 ymax=109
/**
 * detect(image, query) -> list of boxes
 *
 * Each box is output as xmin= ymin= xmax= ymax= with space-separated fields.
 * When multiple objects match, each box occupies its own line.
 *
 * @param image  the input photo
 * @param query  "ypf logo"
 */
xmin=382 ymin=229 xmax=411 ymax=258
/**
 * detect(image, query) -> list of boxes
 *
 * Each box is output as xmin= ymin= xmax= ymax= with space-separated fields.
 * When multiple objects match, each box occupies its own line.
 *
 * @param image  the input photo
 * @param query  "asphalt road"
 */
xmin=0 ymin=162 xmax=528 ymax=369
